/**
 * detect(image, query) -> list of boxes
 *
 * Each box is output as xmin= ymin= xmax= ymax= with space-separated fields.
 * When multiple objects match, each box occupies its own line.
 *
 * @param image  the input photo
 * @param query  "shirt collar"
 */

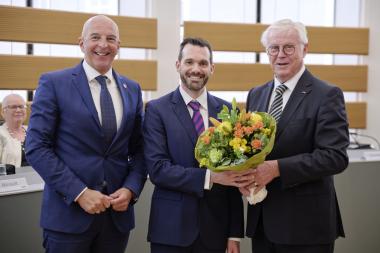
xmin=82 ymin=60 xmax=113 ymax=83
xmin=179 ymin=85 xmax=208 ymax=110
xmin=273 ymin=64 xmax=305 ymax=92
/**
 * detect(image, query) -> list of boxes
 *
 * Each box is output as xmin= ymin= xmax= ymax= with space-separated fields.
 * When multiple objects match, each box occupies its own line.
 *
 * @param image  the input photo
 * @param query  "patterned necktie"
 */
xmin=269 ymin=84 xmax=288 ymax=122
xmin=188 ymin=101 xmax=205 ymax=136
xmin=95 ymin=75 xmax=117 ymax=146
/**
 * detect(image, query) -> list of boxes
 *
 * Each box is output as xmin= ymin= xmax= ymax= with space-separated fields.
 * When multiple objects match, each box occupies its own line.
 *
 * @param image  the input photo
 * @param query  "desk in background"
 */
xmin=1 ymin=158 xmax=380 ymax=253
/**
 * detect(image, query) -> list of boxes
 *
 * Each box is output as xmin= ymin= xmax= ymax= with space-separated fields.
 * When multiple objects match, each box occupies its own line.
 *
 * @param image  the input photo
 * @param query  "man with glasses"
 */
xmin=241 ymin=19 xmax=349 ymax=253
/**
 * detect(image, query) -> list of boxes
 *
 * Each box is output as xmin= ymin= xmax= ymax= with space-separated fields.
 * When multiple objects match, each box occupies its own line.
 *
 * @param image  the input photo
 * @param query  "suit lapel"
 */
xmin=72 ymin=63 xmax=102 ymax=128
xmin=112 ymin=70 xmax=129 ymax=142
xmin=276 ymin=70 xmax=313 ymax=138
xmin=247 ymin=82 xmax=274 ymax=113
xmin=171 ymin=88 xmax=198 ymax=145
xmin=207 ymin=93 xmax=223 ymax=122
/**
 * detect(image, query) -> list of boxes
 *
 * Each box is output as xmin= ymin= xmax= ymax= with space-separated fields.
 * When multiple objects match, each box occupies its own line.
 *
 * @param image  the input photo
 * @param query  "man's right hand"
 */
xmin=210 ymin=169 xmax=255 ymax=188
xmin=77 ymin=189 xmax=113 ymax=214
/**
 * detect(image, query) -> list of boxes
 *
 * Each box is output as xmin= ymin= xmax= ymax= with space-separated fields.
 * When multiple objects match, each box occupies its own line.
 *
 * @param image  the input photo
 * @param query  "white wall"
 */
xmin=150 ymin=0 xmax=181 ymax=99
xmin=362 ymin=0 xmax=380 ymax=147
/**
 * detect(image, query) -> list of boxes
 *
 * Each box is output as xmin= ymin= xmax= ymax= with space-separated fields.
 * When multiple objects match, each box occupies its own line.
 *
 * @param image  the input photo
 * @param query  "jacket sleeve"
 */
xmin=122 ymin=83 xmax=147 ymax=198
xmin=25 ymin=73 xmax=86 ymax=205
xmin=279 ymin=86 xmax=349 ymax=188
xmin=143 ymin=101 xmax=206 ymax=198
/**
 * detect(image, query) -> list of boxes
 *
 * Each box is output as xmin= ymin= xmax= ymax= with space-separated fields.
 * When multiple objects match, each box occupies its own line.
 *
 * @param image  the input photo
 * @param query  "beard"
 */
xmin=180 ymin=73 xmax=208 ymax=92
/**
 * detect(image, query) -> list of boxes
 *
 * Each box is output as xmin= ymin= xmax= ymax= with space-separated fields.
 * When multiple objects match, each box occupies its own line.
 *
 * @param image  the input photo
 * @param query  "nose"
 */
xmin=98 ymin=38 xmax=108 ymax=48
xmin=277 ymin=46 xmax=287 ymax=57
xmin=191 ymin=63 xmax=202 ymax=73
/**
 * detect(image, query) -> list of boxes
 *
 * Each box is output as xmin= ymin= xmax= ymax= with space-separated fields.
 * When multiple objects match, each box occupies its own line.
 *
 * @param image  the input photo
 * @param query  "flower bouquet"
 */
xmin=194 ymin=98 xmax=276 ymax=204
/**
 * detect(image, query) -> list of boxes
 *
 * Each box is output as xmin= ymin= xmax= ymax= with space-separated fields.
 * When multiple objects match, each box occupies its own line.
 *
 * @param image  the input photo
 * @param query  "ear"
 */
xmin=78 ymin=37 xmax=85 ymax=53
xmin=210 ymin=63 xmax=215 ymax=75
xmin=302 ymin=43 xmax=309 ymax=58
xmin=117 ymin=39 xmax=121 ymax=50
xmin=175 ymin=60 xmax=180 ymax=72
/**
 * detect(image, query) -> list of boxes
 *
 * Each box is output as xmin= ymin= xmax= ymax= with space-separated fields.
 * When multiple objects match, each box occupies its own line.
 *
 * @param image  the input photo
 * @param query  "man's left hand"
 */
xmin=251 ymin=160 xmax=280 ymax=193
xmin=109 ymin=187 xmax=134 ymax=211
xmin=227 ymin=239 xmax=240 ymax=253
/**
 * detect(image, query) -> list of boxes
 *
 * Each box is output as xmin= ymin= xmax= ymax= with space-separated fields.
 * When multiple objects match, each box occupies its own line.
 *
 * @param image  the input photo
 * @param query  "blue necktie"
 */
xmin=95 ymin=75 xmax=117 ymax=146
xmin=269 ymin=84 xmax=288 ymax=122
xmin=188 ymin=101 xmax=205 ymax=136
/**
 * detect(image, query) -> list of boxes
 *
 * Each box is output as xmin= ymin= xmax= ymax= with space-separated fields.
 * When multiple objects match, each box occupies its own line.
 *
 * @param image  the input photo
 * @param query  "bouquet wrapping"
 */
xmin=194 ymin=99 xmax=276 ymax=204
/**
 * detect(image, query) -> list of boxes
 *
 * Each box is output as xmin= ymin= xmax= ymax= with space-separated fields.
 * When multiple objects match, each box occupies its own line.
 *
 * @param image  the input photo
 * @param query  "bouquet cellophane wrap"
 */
xmin=195 ymin=108 xmax=277 ymax=205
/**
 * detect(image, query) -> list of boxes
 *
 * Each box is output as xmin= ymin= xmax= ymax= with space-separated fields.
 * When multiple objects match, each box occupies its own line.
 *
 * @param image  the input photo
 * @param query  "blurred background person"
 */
xmin=0 ymin=94 xmax=29 ymax=167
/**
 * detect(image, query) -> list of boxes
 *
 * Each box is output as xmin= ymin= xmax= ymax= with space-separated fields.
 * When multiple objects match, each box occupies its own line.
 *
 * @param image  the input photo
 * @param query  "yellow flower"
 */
xmin=217 ymin=121 xmax=232 ymax=135
xmin=250 ymin=113 xmax=263 ymax=124
xmin=229 ymin=137 xmax=247 ymax=150
xmin=262 ymin=128 xmax=272 ymax=136
xmin=200 ymin=158 xmax=210 ymax=168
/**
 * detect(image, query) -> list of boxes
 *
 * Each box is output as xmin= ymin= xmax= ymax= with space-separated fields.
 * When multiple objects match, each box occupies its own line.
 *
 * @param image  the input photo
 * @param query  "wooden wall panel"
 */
xmin=0 ymin=5 xmax=157 ymax=48
xmin=184 ymin=21 xmax=369 ymax=54
xmin=346 ymin=102 xmax=367 ymax=129
xmin=0 ymin=55 xmax=157 ymax=90
xmin=208 ymin=63 xmax=367 ymax=92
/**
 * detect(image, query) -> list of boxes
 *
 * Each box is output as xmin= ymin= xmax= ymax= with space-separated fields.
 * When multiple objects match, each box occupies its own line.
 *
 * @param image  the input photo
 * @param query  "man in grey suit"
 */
xmin=241 ymin=19 xmax=349 ymax=253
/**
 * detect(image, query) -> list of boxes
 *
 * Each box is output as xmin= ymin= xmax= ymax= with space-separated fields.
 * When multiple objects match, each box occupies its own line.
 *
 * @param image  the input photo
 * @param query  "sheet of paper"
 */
xmin=363 ymin=151 xmax=380 ymax=161
xmin=0 ymin=177 xmax=28 ymax=193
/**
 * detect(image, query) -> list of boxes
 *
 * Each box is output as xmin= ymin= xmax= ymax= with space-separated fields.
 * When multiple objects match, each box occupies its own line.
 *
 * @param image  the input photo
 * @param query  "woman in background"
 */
xmin=0 ymin=94 xmax=29 ymax=167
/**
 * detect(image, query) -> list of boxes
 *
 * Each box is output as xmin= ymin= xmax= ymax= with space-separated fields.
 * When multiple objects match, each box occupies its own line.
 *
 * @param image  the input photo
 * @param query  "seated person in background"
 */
xmin=0 ymin=94 xmax=29 ymax=167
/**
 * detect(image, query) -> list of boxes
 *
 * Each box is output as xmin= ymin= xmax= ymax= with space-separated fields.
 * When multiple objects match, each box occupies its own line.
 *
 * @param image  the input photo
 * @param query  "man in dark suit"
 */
xmin=143 ymin=38 xmax=254 ymax=253
xmin=26 ymin=15 xmax=146 ymax=253
xmin=241 ymin=19 xmax=349 ymax=253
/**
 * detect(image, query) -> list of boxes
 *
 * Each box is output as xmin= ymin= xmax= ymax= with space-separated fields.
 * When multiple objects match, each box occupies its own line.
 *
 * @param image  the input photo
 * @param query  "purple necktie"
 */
xmin=188 ymin=101 xmax=205 ymax=136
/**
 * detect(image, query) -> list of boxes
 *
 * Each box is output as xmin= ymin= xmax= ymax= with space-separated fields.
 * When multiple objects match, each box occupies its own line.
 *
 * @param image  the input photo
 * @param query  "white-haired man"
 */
xmin=241 ymin=19 xmax=349 ymax=253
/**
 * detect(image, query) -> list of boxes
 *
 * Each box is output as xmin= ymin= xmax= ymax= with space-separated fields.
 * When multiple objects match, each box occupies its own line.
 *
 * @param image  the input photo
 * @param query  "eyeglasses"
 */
xmin=266 ymin=44 xmax=296 ymax=56
xmin=4 ymin=105 xmax=27 ymax=110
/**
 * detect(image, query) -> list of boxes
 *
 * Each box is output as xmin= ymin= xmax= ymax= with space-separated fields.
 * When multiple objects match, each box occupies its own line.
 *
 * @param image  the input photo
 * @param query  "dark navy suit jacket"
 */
xmin=246 ymin=69 xmax=349 ymax=244
xmin=143 ymin=88 xmax=244 ymax=249
xmin=26 ymin=62 xmax=146 ymax=234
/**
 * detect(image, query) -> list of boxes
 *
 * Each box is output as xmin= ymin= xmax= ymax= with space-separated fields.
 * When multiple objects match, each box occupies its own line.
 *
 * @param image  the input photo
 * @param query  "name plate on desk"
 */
xmin=363 ymin=151 xmax=380 ymax=161
xmin=0 ymin=177 xmax=28 ymax=193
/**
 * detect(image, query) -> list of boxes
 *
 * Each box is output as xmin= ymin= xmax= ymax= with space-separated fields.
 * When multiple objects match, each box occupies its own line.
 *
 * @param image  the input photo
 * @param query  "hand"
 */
xmin=109 ymin=187 xmax=134 ymax=211
xmin=251 ymin=160 xmax=280 ymax=193
xmin=77 ymin=188 xmax=112 ymax=214
xmin=227 ymin=239 xmax=240 ymax=253
xmin=239 ymin=186 xmax=251 ymax=196
xmin=210 ymin=169 xmax=255 ymax=188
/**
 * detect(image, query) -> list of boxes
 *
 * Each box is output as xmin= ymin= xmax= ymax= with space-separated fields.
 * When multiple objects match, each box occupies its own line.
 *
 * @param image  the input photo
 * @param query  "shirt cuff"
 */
xmin=204 ymin=169 xmax=213 ymax=190
xmin=74 ymin=187 xmax=88 ymax=202
xmin=228 ymin=237 xmax=242 ymax=242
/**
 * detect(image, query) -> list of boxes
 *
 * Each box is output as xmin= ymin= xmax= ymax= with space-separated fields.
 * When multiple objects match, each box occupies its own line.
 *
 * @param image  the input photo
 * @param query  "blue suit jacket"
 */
xmin=143 ymin=88 xmax=244 ymax=249
xmin=246 ymin=69 xmax=349 ymax=244
xmin=26 ymin=62 xmax=146 ymax=234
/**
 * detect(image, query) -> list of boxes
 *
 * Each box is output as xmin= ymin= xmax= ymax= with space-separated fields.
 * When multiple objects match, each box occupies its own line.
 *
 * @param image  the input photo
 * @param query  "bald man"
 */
xmin=26 ymin=15 xmax=146 ymax=253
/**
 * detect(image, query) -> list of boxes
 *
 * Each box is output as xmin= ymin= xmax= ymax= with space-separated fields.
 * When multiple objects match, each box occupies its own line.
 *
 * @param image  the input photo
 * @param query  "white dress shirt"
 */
xmin=268 ymin=65 xmax=306 ymax=111
xmin=82 ymin=60 xmax=123 ymax=130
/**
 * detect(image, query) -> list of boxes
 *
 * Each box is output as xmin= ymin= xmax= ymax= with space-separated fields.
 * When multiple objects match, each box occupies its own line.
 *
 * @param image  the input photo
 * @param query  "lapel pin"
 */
xmin=301 ymin=91 xmax=308 ymax=94
xmin=123 ymin=83 xmax=127 ymax=89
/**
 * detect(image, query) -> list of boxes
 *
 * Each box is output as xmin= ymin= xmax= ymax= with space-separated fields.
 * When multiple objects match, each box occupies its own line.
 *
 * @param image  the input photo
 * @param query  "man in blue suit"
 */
xmin=143 ymin=38 xmax=254 ymax=253
xmin=241 ymin=19 xmax=349 ymax=253
xmin=26 ymin=15 xmax=146 ymax=253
